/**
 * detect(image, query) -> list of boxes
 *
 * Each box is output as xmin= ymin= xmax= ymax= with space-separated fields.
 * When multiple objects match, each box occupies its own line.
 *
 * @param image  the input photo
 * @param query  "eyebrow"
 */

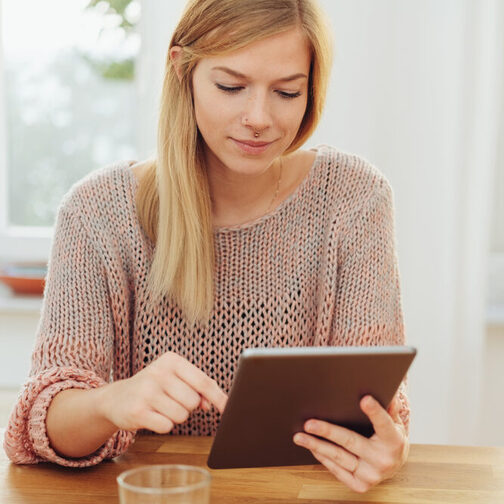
xmin=211 ymin=66 xmax=308 ymax=82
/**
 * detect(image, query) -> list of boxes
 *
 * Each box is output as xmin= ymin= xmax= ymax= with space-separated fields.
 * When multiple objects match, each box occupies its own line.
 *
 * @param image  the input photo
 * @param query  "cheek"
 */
xmin=278 ymin=98 xmax=308 ymax=134
xmin=193 ymin=92 xmax=235 ymax=143
xmin=193 ymin=93 xmax=214 ymax=136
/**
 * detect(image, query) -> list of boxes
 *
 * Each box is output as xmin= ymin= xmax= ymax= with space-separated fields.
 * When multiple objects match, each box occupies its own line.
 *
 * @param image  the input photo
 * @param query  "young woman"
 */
xmin=4 ymin=0 xmax=410 ymax=493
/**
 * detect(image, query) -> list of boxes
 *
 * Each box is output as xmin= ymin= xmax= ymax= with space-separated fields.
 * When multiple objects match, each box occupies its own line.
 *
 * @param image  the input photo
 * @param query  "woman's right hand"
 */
xmin=96 ymin=351 xmax=228 ymax=434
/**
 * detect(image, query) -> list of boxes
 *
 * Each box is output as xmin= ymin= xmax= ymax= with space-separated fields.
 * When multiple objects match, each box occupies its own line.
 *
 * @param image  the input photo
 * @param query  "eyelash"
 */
xmin=215 ymin=83 xmax=302 ymax=100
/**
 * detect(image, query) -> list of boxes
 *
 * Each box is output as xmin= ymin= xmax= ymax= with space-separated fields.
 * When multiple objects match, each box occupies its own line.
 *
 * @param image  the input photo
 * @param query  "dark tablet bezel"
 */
xmin=207 ymin=345 xmax=416 ymax=469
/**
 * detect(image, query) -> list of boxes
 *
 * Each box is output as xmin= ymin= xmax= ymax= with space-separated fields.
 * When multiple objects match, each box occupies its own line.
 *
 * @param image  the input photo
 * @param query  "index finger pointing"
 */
xmin=173 ymin=357 xmax=228 ymax=414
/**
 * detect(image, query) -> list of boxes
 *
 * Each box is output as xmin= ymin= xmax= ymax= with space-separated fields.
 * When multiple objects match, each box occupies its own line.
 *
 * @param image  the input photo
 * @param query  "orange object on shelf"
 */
xmin=0 ymin=263 xmax=47 ymax=295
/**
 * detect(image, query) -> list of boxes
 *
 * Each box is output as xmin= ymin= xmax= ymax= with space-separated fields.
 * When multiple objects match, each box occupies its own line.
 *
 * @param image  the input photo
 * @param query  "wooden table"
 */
xmin=1 ymin=430 xmax=504 ymax=503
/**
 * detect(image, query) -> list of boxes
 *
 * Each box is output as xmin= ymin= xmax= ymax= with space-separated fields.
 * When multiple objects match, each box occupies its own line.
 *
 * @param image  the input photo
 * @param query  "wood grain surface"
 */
xmin=1 ymin=430 xmax=503 ymax=503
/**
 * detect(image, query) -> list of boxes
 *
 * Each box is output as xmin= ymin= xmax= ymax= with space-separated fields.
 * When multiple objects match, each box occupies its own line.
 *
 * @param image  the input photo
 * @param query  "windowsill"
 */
xmin=0 ymin=285 xmax=43 ymax=315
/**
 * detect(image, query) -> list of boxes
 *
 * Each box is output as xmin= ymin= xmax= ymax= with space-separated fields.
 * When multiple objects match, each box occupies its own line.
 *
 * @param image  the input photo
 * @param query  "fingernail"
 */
xmin=364 ymin=396 xmax=374 ymax=407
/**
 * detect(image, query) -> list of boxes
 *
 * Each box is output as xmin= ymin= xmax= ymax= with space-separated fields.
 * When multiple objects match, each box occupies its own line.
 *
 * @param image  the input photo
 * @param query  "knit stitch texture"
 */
xmin=4 ymin=145 xmax=410 ymax=467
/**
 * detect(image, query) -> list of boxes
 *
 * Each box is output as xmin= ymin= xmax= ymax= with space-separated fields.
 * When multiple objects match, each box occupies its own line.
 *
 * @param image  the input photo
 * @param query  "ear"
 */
xmin=169 ymin=45 xmax=183 ymax=82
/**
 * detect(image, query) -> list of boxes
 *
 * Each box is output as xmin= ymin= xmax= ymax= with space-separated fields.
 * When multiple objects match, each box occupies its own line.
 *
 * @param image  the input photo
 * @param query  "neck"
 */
xmin=207 ymin=156 xmax=281 ymax=227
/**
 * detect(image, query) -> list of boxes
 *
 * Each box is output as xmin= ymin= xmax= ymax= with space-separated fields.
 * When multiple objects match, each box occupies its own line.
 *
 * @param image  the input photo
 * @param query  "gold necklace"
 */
xmin=265 ymin=157 xmax=283 ymax=214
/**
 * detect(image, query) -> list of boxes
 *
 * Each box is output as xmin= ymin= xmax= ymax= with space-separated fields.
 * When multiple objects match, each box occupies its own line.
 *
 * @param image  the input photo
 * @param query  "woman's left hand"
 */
xmin=293 ymin=394 xmax=409 ymax=493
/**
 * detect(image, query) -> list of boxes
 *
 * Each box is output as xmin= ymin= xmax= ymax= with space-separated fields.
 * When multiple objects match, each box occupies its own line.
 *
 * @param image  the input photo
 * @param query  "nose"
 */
xmin=241 ymin=91 xmax=273 ymax=135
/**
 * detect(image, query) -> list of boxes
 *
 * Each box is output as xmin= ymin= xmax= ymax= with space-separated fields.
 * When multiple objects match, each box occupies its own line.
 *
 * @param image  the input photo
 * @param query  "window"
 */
xmin=0 ymin=0 xmax=140 ymax=260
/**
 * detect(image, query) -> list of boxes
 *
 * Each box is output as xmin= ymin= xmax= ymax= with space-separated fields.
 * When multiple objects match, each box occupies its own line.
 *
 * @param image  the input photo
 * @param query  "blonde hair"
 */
xmin=136 ymin=0 xmax=333 ymax=324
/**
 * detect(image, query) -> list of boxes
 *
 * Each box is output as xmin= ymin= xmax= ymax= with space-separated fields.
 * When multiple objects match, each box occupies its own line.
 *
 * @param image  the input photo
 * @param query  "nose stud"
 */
xmin=244 ymin=117 xmax=261 ymax=138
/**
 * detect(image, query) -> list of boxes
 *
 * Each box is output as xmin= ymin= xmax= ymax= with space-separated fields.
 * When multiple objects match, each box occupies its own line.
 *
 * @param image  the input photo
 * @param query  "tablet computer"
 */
xmin=207 ymin=345 xmax=416 ymax=469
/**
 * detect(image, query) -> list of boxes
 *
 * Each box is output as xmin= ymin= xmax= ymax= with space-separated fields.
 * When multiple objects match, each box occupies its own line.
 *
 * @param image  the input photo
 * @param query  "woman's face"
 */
xmin=190 ymin=27 xmax=312 ymax=177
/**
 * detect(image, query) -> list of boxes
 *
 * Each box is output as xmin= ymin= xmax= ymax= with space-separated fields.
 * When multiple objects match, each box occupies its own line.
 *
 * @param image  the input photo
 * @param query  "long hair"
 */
xmin=136 ymin=0 xmax=333 ymax=324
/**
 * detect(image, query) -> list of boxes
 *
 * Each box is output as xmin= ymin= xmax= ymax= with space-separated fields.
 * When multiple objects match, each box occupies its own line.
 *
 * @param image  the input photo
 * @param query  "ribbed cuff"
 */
xmin=4 ymin=367 xmax=135 ymax=467
xmin=28 ymin=379 xmax=117 ymax=467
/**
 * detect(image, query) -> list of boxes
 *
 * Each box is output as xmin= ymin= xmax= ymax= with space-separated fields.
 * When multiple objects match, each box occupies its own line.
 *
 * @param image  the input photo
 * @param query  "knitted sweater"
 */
xmin=4 ymin=145 xmax=410 ymax=467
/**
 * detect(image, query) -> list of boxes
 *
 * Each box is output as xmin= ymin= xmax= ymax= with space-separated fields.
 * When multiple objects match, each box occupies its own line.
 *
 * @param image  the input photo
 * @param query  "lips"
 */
xmin=230 ymin=137 xmax=274 ymax=154
xmin=234 ymin=139 xmax=272 ymax=147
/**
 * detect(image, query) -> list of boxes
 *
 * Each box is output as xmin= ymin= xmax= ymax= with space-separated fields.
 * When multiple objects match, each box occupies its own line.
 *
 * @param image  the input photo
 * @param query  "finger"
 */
xmin=143 ymin=411 xmax=175 ymax=434
xmin=200 ymin=397 xmax=212 ymax=411
xmin=293 ymin=433 xmax=358 ymax=473
xmin=311 ymin=450 xmax=370 ymax=494
xmin=151 ymin=393 xmax=190 ymax=425
xmin=386 ymin=395 xmax=397 ymax=415
xmin=172 ymin=355 xmax=228 ymax=413
xmin=387 ymin=396 xmax=402 ymax=424
xmin=303 ymin=419 xmax=368 ymax=460
xmin=361 ymin=395 xmax=399 ymax=443
xmin=161 ymin=377 xmax=203 ymax=412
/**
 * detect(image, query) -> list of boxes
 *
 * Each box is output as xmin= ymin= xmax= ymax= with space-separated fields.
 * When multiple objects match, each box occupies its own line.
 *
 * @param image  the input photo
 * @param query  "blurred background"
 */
xmin=0 ymin=0 xmax=502 ymax=446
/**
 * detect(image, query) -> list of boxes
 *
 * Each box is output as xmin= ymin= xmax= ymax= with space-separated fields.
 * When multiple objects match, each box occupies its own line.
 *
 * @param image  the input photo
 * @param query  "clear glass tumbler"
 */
xmin=117 ymin=464 xmax=211 ymax=504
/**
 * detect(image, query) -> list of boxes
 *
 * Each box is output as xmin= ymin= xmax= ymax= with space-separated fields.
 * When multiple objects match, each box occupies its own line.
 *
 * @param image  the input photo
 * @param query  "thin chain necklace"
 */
xmin=265 ymin=157 xmax=283 ymax=215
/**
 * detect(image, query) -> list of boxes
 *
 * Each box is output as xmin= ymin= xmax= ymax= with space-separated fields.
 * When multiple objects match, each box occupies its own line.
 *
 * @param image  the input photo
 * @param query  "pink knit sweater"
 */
xmin=4 ymin=145 xmax=410 ymax=467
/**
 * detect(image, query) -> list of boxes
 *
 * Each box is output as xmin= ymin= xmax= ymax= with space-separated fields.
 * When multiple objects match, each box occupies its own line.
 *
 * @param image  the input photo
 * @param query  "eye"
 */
xmin=215 ymin=83 xmax=244 ymax=93
xmin=277 ymin=91 xmax=302 ymax=99
xmin=215 ymin=83 xmax=302 ymax=100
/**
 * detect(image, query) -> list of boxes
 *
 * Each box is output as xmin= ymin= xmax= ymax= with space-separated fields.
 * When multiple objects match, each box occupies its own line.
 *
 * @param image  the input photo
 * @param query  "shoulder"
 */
xmin=53 ymin=160 xmax=141 ymax=253
xmin=316 ymin=144 xmax=392 ymax=191
xmin=313 ymin=144 xmax=394 ymax=219
xmin=52 ymin=160 xmax=146 ymax=266
xmin=58 ymin=160 xmax=137 ymax=219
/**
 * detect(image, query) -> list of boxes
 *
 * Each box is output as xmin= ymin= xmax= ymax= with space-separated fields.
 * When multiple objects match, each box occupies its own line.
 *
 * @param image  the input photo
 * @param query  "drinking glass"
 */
xmin=117 ymin=464 xmax=211 ymax=504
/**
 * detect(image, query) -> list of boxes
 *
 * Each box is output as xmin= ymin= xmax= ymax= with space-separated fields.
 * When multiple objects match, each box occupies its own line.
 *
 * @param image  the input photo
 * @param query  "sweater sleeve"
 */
xmin=3 ymin=197 xmax=135 ymax=466
xmin=331 ymin=176 xmax=411 ymax=433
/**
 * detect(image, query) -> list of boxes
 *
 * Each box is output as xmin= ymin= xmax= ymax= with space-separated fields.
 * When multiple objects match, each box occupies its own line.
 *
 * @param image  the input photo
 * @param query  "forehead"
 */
xmin=196 ymin=28 xmax=311 ymax=80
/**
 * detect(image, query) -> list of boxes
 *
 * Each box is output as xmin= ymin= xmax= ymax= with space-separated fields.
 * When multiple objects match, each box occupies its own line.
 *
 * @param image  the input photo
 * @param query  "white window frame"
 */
xmin=0 ymin=0 xmax=53 ymax=262
xmin=0 ymin=39 xmax=52 ymax=261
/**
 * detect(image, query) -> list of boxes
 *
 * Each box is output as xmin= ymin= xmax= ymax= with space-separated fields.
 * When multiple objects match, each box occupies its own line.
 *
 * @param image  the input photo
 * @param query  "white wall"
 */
xmin=0 ymin=314 xmax=38 ymax=386
xmin=135 ymin=0 xmax=186 ymax=159
xmin=311 ymin=0 xmax=459 ymax=444
xmin=310 ymin=0 xmax=503 ymax=445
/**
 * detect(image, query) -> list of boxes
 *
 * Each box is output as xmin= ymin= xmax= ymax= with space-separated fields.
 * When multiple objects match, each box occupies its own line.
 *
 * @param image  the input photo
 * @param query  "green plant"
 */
xmin=82 ymin=0 xmax=139 ymax=81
